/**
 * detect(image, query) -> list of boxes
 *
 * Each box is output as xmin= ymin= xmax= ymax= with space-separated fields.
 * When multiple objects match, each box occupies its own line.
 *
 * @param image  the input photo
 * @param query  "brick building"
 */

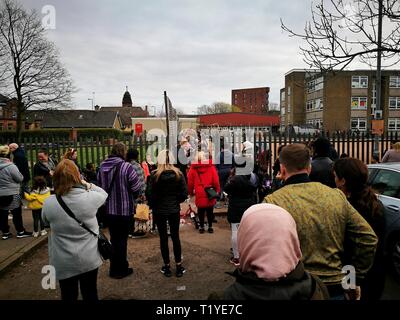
xmin=280 ymin=69 xmax=400 ymax=132
xmin=232 ymin=87 xmax=270 ymax=113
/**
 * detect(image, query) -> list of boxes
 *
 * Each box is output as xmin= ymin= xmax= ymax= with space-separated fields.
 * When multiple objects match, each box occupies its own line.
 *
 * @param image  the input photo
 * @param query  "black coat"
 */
xmin=309 ymin=157 xmax=336 ymax=188
xmin=33 ymin=159 xmax=56 ymax=188
xmin=224 ymin=263 xmax=329 ymax=300
xmin=224 ymin=174 xmax=258 ymax=223
xmin=146 ymin=170 xmax=188 ymax=215
xmin=12 ymin=148 xmax=30 ymax=183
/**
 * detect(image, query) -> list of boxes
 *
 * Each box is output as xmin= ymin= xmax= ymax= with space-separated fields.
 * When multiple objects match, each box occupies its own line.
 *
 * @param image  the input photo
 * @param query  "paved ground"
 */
xmin=0 ymin=205 xmax=399 ymax=300
xmin=0 ymin=208 xmax=48 ymax=276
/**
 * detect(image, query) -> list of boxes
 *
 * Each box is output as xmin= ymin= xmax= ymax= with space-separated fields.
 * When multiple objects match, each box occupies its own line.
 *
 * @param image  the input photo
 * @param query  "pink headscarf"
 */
xmin=238 ymin=203 xmax=302 ymax=282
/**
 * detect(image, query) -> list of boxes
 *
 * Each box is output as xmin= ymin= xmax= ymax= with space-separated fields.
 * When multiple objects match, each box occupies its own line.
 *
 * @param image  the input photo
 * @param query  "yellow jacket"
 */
xmin=24 ymin=188 xmax=51 ymax=210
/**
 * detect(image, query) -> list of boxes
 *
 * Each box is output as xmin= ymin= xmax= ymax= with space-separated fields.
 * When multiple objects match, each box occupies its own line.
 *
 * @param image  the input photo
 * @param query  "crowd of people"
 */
xmin=0 ymin=135 xmax=399 ymax=301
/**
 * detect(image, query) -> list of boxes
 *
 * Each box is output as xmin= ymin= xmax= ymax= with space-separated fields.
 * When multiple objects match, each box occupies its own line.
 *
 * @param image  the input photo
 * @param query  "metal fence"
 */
xmin=1 ymin=130 xmax=399 ymax=180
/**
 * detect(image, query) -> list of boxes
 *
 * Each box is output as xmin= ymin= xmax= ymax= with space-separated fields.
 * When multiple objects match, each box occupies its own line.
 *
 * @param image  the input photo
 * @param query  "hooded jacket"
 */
xmin=146 ymin=170 xmax=188 ymax=215
xmin=187 ymin=162 xmax=220 ymax=208
xmin=12 ymin=147 xmax=30 ymax=183
xmin=224 ymin=264 xmax=328 ymax=300
xmin=224 ymin=173 xmax=258 ymax=223
xmin=97 ymin=156 xmax=143 ymax=216
xmin=24 ymin=187 xmax=51 ymax=210
xmin=0 ymin=158 xmax=23 ymax=196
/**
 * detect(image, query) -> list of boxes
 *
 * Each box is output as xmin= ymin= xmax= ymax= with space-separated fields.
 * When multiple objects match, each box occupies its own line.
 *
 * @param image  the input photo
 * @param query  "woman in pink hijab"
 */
xmin=223 ymin=203 xmax=328 ymax=300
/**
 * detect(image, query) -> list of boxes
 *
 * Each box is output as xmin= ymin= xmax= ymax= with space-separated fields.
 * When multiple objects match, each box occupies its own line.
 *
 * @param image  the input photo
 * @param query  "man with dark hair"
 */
xmin=264 ymin=143 xmax=377 ymax=300
xmin=33 ymin=148 xmax=56 ymax=189
xmin=310 ymin=137 xmax=336 ymax=188
xmin=9 ymin=143 xmax=30 ymax=193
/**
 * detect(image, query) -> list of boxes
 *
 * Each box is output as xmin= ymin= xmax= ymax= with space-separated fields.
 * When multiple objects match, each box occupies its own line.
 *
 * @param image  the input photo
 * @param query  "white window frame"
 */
xmin=352 ymin=76 xmax=369 ymax=89
xmin=351 ymin=97 xmax=368 ymax=110
xmin=315 ymin=77 xmax=324 ymax=91
xmin=372 ymin=81 xmax=377 ymax=107
xmin=388 ymin=118 xmax=400 ymax=131
xmin=314 ymin=119 xmax=323 ymax=129
xmin=287 ymin=87 xmax=291 ymax=96
xmin=351 ymin=118 xmax=367 ymax=131
xmin=281 ymin=91 xmax=286 ymax=102
xmin=389 ymin=97 xmax=400 ymax=109
xmin=389 ymin=76 xmax=400 ymax=88
xmin=306 ymin=100 xmax=314 ymax=112
xmin=315 ymin=98 xmax=323 ymax=110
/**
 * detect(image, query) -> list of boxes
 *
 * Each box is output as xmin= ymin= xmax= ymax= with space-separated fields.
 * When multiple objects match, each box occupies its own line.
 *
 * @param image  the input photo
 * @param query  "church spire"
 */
xmin=122 ymin=86 xmax=133 ymax=107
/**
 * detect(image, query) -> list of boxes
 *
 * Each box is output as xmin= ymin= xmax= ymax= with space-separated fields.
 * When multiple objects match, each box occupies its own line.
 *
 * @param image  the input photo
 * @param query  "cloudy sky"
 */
xmin=22 ymin=0 xmax=313 ymax=114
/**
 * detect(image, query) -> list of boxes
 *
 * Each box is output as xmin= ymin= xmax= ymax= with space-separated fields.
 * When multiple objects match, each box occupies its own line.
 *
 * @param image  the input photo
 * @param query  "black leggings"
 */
xmin=198 ymin=207 xmax=214 ymax=229
xmin=59 ymin=268 xmax=99 ymax=301
xmin=32 ymin=209 xmax=45 ymax=232
xmin=0 ymin=206 xmax=24 ymax=234
xmin=155 ymin=213 xmax=182 ymax=265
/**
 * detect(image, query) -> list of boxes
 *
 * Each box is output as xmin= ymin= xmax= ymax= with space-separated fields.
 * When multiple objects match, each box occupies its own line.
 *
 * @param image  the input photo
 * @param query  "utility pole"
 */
xmin=373 ymin=0 xmax=383 ymax=160
xmin=164 ymin=91 xmax=170 ymax=150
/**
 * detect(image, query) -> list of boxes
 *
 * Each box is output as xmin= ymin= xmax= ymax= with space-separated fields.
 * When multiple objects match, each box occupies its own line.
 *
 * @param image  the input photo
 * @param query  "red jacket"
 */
xmin=187 ymin=162 xmax=220 ymax=209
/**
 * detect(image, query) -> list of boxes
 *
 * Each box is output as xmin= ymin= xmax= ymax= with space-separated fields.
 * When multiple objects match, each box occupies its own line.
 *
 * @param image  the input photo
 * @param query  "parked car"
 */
xmin=368 ymin=162 xmax=400 ymax=279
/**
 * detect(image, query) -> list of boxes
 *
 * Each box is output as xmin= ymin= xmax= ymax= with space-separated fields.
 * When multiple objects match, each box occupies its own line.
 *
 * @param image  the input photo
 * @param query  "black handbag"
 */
xmin=195 ymin=170 xmax=219 ymax=200
xmin=56 ymin=194 xmax=113 ymax=260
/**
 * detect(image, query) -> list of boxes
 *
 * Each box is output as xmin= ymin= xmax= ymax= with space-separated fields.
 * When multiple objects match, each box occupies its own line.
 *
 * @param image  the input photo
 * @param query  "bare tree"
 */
xmin=281 ymin=0 xmax=400 ymax=71
xmin=0 ymin=0 xmax=73 ymax=140
xmin=197 ymin=102 xmax=240 ymax=114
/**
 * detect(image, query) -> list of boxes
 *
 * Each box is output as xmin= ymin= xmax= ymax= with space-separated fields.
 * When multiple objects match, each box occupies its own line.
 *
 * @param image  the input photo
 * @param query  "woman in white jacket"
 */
xmin=42 ymin=159 xmax=108 ymax=301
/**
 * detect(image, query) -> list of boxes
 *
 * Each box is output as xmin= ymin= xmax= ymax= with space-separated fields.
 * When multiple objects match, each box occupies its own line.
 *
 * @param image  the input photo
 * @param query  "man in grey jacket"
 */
xmin=0 ymin=145 xmax=32 ymax=240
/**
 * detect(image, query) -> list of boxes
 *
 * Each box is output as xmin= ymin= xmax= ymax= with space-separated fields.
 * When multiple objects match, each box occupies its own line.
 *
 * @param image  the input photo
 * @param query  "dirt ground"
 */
xmin=0 ymin=217 xmax=236 ymax=300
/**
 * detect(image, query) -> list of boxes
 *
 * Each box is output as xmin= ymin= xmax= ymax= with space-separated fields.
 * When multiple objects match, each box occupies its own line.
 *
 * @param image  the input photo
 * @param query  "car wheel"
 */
xmin=391 ymin=237 xmax=400 ymax=280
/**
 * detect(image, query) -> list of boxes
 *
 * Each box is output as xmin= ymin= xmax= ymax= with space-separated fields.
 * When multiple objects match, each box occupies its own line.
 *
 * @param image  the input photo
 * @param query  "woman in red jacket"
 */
xmin=187 ymin=152 xmax=220 ymax=234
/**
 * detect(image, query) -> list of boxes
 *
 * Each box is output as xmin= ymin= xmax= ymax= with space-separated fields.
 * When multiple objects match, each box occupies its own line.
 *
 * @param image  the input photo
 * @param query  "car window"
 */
xmin=367 ymin=168 xmax=377 ymax=184
xmin=370 ymin=169 xmax=400 ymax=199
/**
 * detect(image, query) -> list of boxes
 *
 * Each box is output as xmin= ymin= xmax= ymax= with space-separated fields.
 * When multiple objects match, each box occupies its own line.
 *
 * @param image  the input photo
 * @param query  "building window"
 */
xmin=281 ymin=107 xmax=286 ymax=115
xmin=389 ymin=97 xmax=400 ymax=109
xmin=352 ymin=76 xmax=368 ymax=88
xmin=351 ymin=118 xmax=367 ymax=131
xmin=388 ymin=118 xmax=400 ymax=131
xmin=287 ymin=86 xmax=291 ymax=96
xmin=306 ymin=100 xmax=314 ymax=112
xmin=389 ymin=76 xmax=400 ymax=88
xmin=307 ymin=77 xmax=324 ymax=93
xmin=281 ymin=91 xmax=286 ymax=102
xmin=315 ymin=98 xmax=323 ymax=110
xmin=315 ymin=119 xmax=323 ymax=129
xmin=287 ymin=101 xmax=291 ymax=113
xmin=351 ymin=97 xmax=368 ymax=110
xmin=315 ymin=77 xmax=324 ymax=91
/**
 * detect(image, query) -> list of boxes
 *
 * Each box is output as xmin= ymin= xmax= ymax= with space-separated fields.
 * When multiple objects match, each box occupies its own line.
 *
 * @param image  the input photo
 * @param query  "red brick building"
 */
xmin=231 ymin=87 xmax=270 ymax=113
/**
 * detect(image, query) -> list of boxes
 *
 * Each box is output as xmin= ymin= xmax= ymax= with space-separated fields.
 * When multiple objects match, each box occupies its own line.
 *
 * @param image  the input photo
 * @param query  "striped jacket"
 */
xmin=97 ymin=156 xmax=143 ymax=216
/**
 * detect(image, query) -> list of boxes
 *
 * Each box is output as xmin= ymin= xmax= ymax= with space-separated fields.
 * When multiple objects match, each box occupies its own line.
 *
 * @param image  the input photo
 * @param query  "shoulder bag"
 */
xmin=56 ymin=194 xmax=112 ymax=260
xmin=195 ymin=170 xmax=219 ymax=200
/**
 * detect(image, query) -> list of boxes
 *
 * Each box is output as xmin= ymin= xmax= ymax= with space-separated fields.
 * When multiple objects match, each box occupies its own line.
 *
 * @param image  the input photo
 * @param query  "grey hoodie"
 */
xmin=0 ymin=158 xmax=23 ymax=196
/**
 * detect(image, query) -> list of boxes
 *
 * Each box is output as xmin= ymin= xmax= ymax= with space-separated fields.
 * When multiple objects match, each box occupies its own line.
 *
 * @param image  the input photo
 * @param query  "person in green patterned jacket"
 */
xmin=264 ymin=143 xmax=377 ymax=300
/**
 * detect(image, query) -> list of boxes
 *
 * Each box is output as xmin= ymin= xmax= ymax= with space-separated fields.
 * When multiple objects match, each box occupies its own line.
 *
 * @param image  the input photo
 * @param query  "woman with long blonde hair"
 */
xmin=145 ymin=150 xmax=188 ymax=277
xmin=382 ymin=142 xmax=400 ymax=162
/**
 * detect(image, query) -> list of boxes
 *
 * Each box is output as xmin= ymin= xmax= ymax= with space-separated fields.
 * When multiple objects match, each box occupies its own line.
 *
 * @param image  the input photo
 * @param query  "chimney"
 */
xmin=145 ymin=105 xmax=148 ymax=113
xmin=94 ymin=105 xmax=100 ymax=111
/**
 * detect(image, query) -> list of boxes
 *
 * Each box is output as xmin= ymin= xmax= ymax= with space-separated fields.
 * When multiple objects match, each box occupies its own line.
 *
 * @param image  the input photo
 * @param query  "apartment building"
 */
xmin=232 ymin=87 xmax=270 ymax=113
xmin=280 ymin=69 xmax=400 ymax=132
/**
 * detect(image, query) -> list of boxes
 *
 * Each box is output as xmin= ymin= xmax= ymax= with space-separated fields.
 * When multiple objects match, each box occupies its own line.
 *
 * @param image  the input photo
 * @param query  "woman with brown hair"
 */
xmin=146 ymin=150 xmax=188 ymax=277
xmin=42 ymin=159 xmax=108 ymax=301
xmin=63 ymin=148 xmax=81 ymax=172
xmin=382 ymin=142 xmax=400 ymax=163
xmin=333 ymin=158 xmax=386 ymax=300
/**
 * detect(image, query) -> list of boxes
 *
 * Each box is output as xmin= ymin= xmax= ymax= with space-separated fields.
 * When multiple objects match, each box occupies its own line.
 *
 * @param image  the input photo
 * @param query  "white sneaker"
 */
xmin=40 ymin=230 xmax=48 ymax=236
xmin=33 ymin=232 xmax=39 ymax=238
